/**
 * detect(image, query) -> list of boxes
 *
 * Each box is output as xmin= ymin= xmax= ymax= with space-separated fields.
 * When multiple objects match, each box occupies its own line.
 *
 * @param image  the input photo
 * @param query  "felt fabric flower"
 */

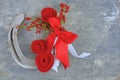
xmin=31 ymin=40 xmax=48 ymax=54
xmin=35 ymin=52 xmax=54 ymax=72
xmin=41 ymin=7 xmax=57 ymax=22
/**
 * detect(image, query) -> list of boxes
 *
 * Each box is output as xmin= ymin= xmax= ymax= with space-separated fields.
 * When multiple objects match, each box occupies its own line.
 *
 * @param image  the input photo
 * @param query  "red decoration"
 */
xmin=59 ymin=12 xmax=66 ymax=23
xmin=31 ymin=40 xmax=48 ymax=54
xmin=41 ymin=7 xmax=57 ymax=22
xmin=48 ymin=17 xmax=78 ymax=69
xmin=25 ymin=17 xmax=31 ymax=21
xmin=60 ymin=3 xmax=70 ymax=13
xmin=35 ymin=52 xmax=54 ymax=72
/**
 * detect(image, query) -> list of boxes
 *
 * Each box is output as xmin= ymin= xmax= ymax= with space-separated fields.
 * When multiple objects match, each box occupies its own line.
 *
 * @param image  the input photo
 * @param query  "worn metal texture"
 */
xmin=0 ymin=0 xmax=120 ymax=80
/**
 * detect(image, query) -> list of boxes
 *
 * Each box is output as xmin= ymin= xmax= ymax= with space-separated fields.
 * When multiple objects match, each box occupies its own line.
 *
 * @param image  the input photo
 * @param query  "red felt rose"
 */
xmin=41 ymin=7 xmax=57 ymax=22
xmin=31 ymin=40 xmax=48 ymax=54
xmin=35 ymin=52 xmax=54 ymax=72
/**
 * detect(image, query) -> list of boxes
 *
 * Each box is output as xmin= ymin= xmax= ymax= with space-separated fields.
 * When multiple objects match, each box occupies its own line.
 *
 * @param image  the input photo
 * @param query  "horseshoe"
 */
xmin=8 ymin=13 xmax=36 ymax=69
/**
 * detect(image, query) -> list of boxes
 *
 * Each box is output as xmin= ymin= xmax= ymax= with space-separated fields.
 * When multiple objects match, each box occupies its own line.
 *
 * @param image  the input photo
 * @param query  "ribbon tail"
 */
xmin=56 ymin=38 xmax=69 ymax=69
xmin=51 ymin=37 xmax=60 ymax=72
xmin=52 ymin=58 xmax=60 ymax=72
xmin=68 ymin=44 xmax=91 ymax=58
xmin=46 ymin=33 xmax=56 ymax=50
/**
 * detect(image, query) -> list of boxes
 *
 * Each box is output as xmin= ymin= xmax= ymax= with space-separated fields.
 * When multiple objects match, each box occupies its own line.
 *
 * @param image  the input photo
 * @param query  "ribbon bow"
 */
xmin=47 ymin=17 xmax=78 ymax=69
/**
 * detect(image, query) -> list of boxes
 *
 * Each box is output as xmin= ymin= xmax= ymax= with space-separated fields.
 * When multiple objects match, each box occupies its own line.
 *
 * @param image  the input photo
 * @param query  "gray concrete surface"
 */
xmin=0 ymin=0 xmax=120 ymax=80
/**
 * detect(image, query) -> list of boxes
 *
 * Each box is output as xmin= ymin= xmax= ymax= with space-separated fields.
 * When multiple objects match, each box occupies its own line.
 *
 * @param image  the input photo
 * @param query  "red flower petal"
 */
xmin=31 ymin=21 xmax=36 ymax=24
xmin=36 ymin=24 xmax=41 ymax=29
xmin=41 ymin=7 xmax=57 ymax=22
xmin=36 ymin=29 xmax=41 ymax=34
xmin=60 ymin=3 xmax=65 ymax=8
xmin=26 ymin=26 xmax=32 ymax=31
xmin=35 ymin=52 xmax=54 ymax=72
xmin=31 ymin=40 xmax=48 ymax=54
xmin=60 ymin=3 xmax=70 ymax=13
xmin=35 ymin=17 xmax=41 ymax=22
xmin=25 ymin=17 xmax=31 ymax=21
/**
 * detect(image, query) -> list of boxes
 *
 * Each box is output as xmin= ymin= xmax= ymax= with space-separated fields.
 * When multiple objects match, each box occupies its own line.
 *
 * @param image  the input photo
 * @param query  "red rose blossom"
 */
xmin=31 ymin=40 xmax=48 ymax=54
xmin=41 ymin=7 xmax=57 ymax=22
xmin=35 ymin=52 xmax=54 ymax=72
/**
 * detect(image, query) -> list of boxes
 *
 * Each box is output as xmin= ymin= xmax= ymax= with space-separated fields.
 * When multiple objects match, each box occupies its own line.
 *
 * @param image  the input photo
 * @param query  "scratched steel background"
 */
xmin=0 ymin=0 xmax=120 ymax=80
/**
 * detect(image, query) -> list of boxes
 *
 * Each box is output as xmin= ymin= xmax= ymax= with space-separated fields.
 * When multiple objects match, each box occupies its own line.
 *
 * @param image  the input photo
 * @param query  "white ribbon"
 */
xmin=51 ymin=37 xmax=91 ymax=72
xmin=52 ymin=58 xmax=60 ymax=72
xmin=68 ymin=44 xmax=91 ymax=58
xmin=51 ymin=37 xmax=60 ymax=72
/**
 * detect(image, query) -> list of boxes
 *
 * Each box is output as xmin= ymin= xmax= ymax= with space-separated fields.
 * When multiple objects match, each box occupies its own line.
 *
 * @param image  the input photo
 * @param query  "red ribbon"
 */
xmin=47 ymin=17 xmax=78 ymax=69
